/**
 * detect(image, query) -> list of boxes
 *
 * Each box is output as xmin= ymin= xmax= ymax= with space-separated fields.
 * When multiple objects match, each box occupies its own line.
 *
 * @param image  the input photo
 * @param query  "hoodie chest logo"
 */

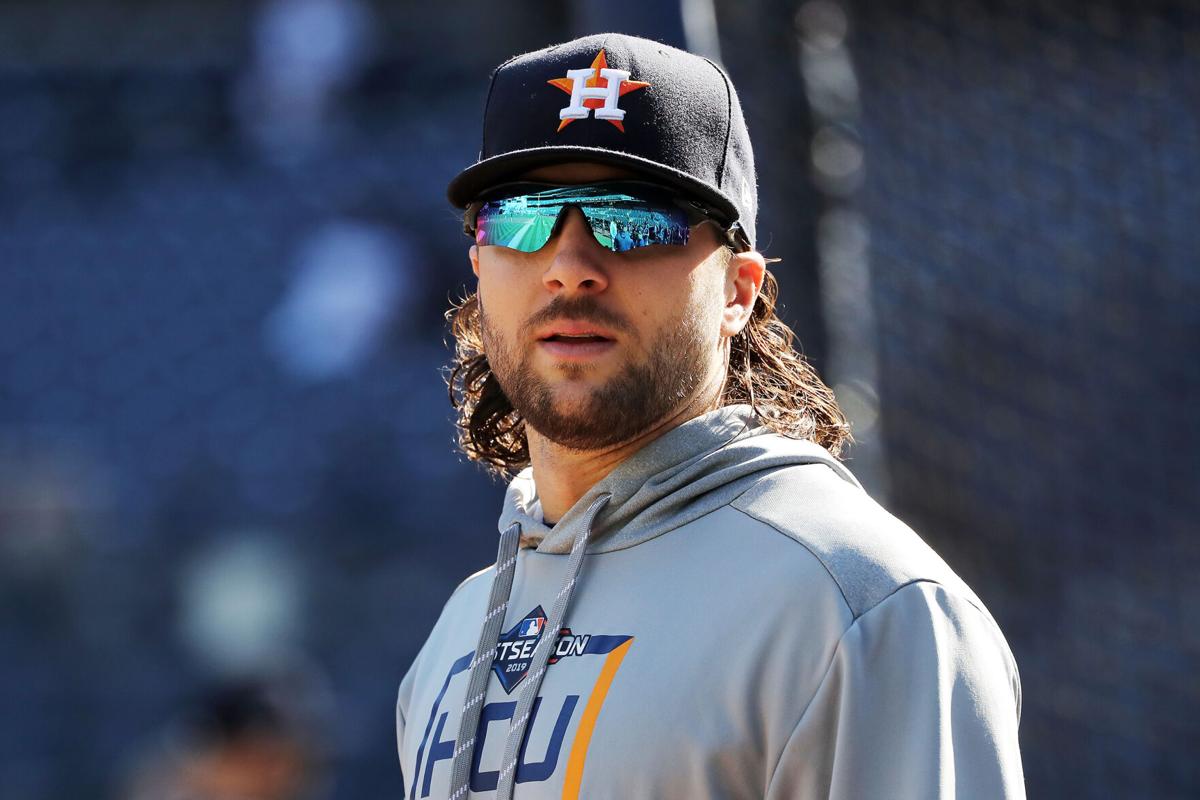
xmin=492 ymin=606 xmax=633 ymax=694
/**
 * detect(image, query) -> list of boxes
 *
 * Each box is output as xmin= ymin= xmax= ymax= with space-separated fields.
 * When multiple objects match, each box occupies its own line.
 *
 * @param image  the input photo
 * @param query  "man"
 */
xmin=396 ymin=33 xmax=1024 ymax=799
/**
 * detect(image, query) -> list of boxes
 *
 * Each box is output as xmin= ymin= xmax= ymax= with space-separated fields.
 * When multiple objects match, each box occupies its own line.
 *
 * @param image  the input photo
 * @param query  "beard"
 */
xmin=480 ymin=295 xmax=712 ymax=451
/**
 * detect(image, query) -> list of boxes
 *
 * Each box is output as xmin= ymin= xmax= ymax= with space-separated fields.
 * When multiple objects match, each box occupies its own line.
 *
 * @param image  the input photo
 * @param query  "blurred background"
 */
xmin=0 ymin=0 xmax=1196 ymax=797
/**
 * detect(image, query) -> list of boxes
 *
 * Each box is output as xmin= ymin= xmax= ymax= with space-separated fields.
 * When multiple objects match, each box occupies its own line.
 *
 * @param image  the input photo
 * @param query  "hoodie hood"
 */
xmin=500 ymin=404 xmax=861 ymax=554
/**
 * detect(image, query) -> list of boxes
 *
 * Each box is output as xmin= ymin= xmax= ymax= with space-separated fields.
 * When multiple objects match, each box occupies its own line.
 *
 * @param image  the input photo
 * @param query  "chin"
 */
xmin=544 ymin=388 xmax=603 ymax=418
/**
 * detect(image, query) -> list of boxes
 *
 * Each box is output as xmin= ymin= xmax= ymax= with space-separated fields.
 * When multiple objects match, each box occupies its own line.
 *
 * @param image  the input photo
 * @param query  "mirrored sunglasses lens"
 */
xmin=585 ymin=199 xmax=690 ymax=252
xmin=474 ymin=197 xmax=561 ymax=252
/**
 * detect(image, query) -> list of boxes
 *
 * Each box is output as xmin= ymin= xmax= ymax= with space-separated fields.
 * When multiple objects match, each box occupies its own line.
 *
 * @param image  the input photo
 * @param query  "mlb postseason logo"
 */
xmin=491 ymin=606 xmax=549 ymax=693
xmin=492 ymin=606 xmax=596 ymax=693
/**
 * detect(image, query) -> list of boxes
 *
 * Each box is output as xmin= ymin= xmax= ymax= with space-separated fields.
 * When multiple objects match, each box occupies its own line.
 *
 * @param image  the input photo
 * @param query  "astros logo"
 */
xmin=410 ymin=610 xmax=635 ymax=798
xmin=548 ymin=49 xmax=650 ymax=133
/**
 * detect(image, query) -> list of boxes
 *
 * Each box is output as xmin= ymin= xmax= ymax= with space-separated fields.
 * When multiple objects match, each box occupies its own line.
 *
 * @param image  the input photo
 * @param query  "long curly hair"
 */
xmin=445 ymin=258 xmax=852 ymax=477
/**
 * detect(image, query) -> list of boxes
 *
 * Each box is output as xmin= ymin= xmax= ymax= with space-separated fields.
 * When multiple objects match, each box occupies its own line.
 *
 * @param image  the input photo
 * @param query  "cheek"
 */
xmin=636 ymin=270 xmax=725 ymax=347
xmin=681 ymin=261 xmax=730 ymax=332
xmin=477 ymin=263 xmax=526 ymax=333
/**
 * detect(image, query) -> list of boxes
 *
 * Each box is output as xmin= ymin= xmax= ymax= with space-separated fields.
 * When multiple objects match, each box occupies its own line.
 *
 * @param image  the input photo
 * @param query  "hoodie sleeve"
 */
xmin=396 ymin=661 xmax=415 ymax=798
xmin=765 ymin=581 xmax=1025 ymax=800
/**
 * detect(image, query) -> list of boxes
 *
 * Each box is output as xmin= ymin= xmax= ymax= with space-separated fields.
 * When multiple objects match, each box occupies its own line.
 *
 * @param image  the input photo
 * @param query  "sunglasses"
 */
xmin=466 ymin=181 xmax=743 ymax=254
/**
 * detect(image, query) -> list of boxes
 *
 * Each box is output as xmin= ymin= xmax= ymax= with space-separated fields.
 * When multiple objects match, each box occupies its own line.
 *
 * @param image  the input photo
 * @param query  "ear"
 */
xmin=721 ymin=250 xmax=766 ymax=337
xmin=469 ymin=244 xmax=480 ymax=277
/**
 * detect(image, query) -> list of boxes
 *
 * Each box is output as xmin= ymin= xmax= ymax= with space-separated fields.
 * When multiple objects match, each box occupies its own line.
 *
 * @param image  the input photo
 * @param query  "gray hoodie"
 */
xmin=396 ymin=405 xmax=1025 ymax=799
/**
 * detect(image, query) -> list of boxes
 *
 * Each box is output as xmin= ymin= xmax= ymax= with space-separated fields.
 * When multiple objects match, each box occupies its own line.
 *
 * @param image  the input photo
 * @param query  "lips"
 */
xmin=534 ymin=321 xmax=618 ymax=343
xmin=542 ymin=333 xmax=611 ymax=344
xmin=534 ymin=321 xmax=618 ymax=359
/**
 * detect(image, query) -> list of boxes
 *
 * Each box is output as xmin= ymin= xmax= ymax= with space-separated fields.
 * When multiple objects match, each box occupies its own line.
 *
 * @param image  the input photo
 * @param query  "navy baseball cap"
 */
xmin=447 ymin=33 xmax=759 ymax=249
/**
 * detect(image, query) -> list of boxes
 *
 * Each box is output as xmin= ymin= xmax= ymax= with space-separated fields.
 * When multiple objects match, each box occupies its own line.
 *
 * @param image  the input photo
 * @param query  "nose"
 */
xmin=541 ymin=207 xmax=609 ymax=294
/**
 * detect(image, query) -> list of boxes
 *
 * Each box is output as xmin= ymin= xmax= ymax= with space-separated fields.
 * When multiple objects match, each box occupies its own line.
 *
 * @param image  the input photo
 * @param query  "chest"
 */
xmin=401 ymin=518 xmax=847 ymax=798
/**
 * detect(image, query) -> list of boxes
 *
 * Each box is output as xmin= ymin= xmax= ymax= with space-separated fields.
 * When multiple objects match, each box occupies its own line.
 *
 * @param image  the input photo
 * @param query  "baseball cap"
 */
xmin=447 ymin=33 xmax=759 ymax=249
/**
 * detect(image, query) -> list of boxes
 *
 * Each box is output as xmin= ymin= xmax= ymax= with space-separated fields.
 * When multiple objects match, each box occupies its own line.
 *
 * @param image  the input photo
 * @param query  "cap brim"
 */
xmin=447 ymin=146 xmax=740 ymax=228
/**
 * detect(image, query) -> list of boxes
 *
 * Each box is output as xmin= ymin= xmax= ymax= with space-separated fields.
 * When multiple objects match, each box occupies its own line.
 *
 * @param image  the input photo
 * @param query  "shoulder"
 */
xmin=436 ymin=561 xmax=498 ymax=619
xmin=399 ymin=561 xmax=496 ymax=688
xmin=405 ymin=561 xmax=499 ymax=661
xmin=728 ymin=461 xmax=989 ymax=622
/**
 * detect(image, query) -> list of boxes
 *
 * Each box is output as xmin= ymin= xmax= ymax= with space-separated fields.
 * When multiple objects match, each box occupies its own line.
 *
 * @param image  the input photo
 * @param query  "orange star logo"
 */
xmin=547 ymin=49 xmax=651 ymax=133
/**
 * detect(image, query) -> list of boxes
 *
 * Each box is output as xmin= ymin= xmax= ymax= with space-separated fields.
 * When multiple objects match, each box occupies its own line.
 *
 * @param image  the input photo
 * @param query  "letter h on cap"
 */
xmin=559 ymin=67 xmax=632 ymax=122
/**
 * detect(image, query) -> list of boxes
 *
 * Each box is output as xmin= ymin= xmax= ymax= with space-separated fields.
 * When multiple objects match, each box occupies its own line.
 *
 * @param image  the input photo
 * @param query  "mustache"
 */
xmin=520 ymin=296 xmax=633 ymax=337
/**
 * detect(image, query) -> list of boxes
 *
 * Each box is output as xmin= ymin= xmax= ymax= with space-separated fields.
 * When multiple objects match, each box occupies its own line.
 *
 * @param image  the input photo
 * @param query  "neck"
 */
xmin=527 ymin=384 xmax=723 ymax=525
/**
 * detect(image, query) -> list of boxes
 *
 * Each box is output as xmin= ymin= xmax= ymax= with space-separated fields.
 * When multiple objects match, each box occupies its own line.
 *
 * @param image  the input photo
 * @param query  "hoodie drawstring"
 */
xmin=448 ymin=521 xmax=521 ymax=799
xmin=447 ymin=493 xmax=611 ymax=800
xmin=494 ymin=493 xmax=610 ymax=800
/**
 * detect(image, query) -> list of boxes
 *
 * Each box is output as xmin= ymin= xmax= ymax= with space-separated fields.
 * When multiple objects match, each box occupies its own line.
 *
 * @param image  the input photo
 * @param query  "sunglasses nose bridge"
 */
xmin=551 ymin=204 xmax=606 ymax=250
xmin=540 ymin=208 xmax=612 ymax=294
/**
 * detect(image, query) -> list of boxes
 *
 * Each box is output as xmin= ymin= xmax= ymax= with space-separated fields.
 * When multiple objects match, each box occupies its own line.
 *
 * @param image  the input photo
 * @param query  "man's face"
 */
xmin=470 ymin=163 xmax=734 ymax=451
